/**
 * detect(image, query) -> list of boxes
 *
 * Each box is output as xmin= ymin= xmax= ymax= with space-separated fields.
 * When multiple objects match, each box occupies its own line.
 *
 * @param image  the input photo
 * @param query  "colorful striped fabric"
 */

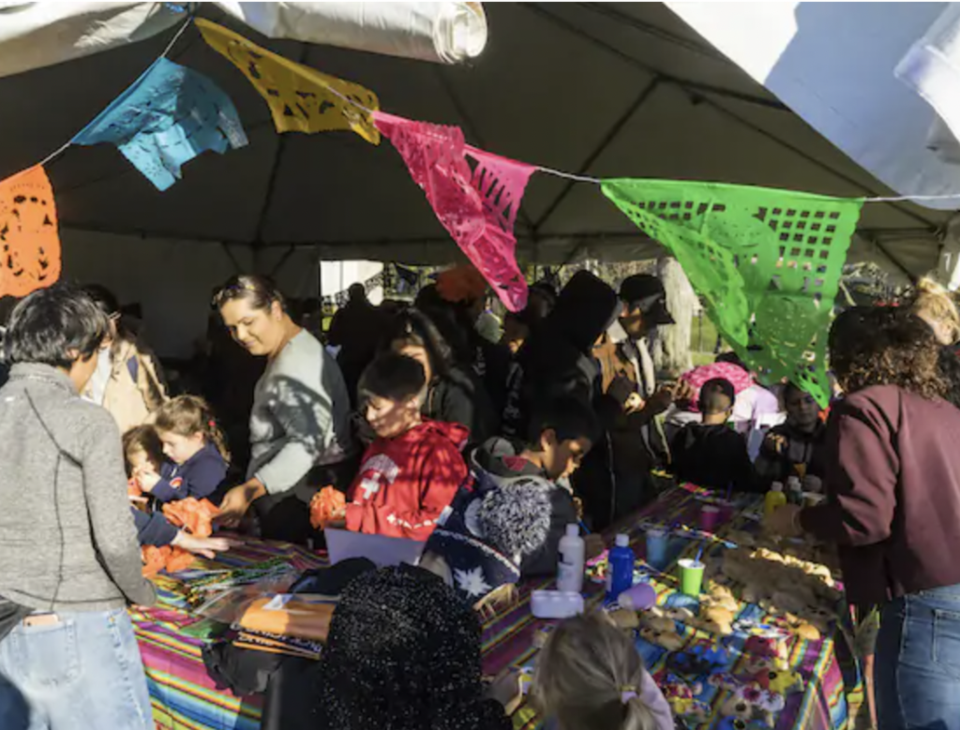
xmin=133 ymin=487 xmax=850 ymax=730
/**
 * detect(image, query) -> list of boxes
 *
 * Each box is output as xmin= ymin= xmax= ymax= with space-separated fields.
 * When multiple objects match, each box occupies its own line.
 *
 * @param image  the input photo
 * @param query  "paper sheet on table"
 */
xmin=325 ymin=528 xmax=425 ymax=567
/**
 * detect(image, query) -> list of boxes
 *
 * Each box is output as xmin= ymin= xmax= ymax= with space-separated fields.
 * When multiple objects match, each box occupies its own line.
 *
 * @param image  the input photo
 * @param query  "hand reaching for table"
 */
xmin=215 ymin=480 xmax=267 ymax=529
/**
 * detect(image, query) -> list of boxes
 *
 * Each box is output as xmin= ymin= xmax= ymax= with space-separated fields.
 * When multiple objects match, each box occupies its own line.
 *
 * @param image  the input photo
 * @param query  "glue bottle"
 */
xmin=764 ymin=482 xmax=787 ymax=517
xmin=786 ymin=476 xmax=803 ymax=505
xmin=606 ymin=534 xmax=635 ymax=602
xmin=557 ymin=524 xmax=585 ymax=593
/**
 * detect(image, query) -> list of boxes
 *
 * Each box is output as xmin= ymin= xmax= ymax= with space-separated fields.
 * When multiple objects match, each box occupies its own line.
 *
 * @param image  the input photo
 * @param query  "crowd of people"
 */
xmin=1 ymin=265 xmax=960 ymax=730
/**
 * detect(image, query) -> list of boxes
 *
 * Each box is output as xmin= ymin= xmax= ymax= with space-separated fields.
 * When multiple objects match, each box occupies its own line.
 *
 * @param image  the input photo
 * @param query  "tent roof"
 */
xmin=0 ymin=3 xmax=948 ymax=276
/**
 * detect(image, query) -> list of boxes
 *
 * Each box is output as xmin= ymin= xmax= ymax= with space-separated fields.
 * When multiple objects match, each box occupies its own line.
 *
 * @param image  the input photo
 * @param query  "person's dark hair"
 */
xmin=698 ymin=378 xmax=735 ymax=415
xmin=212 ymin=274 xmax=286 ymax=313
xmin=381 ymin=308 xmax=453 ymax=379
xmin=3 ymin=284 xmax=108 ymax=369
xmin=715 ymin=351 xmax=749 ymax=372
xmin=83 ymin=283 xmax=135 ymax=344
xmin=782 ymin=381 xmax=811 ymax=404
xmin=529 ymin=398 xmax=601 ymax=447
xmin=358 ymin=352 xmax=427 ymax=404
xmin=122 ymin=425 xmax=163 ymax=476
xmin=82 ymin=284 xmax=121 ymax=317
xmin=829 ymin=306 xmax=947 ymax=400
xmin=347 ymin=283 xmax=366 ymax=302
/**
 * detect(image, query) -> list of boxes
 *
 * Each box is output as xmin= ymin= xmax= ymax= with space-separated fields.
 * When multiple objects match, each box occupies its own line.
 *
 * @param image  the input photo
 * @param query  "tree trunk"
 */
xmin=651 ymin=257 xmax=697 ymax=378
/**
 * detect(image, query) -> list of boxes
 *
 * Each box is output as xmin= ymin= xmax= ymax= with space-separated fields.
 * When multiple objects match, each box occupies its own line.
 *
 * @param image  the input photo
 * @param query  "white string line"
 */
xmin=863 ymin=192 xmax=960 ymax=203
xmin=36 ymin=14 xmax=192 ymax=169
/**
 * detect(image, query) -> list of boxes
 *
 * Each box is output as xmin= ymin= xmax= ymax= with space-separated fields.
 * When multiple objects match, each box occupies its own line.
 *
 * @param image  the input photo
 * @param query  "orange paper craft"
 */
xmin=309 ymin=486 xmax=346 ymax=529
xmin=162 ymin=497 xmax=220 ymax=538
xmin=0 ymin=166 xmax=61 ymax=297
xmin=141 ymin=545 xmax=196 ymax=577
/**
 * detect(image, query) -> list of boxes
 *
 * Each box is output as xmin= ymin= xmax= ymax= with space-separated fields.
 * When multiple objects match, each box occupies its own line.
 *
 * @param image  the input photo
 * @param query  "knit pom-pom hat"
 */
xmin=476 ymin=479 xmax=552 ymax=560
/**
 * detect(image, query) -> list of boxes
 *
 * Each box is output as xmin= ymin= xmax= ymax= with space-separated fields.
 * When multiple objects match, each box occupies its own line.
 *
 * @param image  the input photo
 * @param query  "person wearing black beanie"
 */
xmin=312 ymin=565 xmax=513 ymax=730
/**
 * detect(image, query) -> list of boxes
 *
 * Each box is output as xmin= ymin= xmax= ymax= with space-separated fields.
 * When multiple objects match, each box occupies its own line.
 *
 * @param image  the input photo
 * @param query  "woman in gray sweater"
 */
xmin=0 ymin=284 xmax=155 ymax=730
xmin=214 ymin=276 xmax=356 ymax=543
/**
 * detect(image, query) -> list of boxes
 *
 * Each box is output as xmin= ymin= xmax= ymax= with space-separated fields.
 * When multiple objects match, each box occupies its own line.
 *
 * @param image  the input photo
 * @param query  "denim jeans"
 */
xmin=876 ymin=584 xmax=960 ymax=730
xmin=0 ymin=608 xmax=152 ymax=730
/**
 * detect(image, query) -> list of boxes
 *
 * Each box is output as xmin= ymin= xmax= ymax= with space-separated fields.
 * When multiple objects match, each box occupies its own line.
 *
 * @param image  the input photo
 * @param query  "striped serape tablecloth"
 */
xmin=132 ymin=541 xmax=325 ymax=730
xmin=133 ymin=486 xmax=851 ymax=730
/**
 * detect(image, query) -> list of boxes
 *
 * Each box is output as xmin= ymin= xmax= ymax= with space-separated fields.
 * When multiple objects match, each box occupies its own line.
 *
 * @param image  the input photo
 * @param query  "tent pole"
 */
xmin=532 ymin=76 xmax=661 ymax=232
xmin=268 ymin=244 xmax=297 ymax=278
xmin=220 ymin=242 xmax=245 ymax=274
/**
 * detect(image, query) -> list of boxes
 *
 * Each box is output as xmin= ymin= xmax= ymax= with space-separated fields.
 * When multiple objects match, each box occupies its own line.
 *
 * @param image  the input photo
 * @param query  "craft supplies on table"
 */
xmin=131 ymin=486 xmax=853 ymax=730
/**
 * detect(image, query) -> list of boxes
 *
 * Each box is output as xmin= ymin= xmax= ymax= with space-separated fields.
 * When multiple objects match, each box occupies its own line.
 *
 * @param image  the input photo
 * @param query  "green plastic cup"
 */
xmin=678 ymin=558 xmax=705 ymax=597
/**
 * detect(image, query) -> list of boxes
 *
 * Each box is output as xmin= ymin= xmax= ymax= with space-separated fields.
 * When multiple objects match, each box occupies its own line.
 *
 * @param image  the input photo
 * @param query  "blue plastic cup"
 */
xmin=646 ymin=528 xmax=668 ymax=568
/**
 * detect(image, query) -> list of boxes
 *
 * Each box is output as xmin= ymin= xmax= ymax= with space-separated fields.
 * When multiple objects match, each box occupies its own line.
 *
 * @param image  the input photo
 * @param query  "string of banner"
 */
xmin=0 ymin=14 xmax=951 ymax=406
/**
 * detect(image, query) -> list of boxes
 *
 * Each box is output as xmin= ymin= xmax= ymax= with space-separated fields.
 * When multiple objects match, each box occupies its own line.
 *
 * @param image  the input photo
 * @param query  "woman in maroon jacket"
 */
xmin=769 ymin=306 xmax=960 ymax=730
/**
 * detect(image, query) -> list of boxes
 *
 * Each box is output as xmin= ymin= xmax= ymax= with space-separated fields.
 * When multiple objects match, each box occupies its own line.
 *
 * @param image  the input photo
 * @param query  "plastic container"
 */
xmin=786 ymin=476 xmax=803 ymax=506
xmin=764 ymin=483 xmax=787 ymax=517
xmin=557 ymin=523 xmax=585 ymax=593
xmin=645 ymin=528 xmax=668 ymax=569
xmin=606 ymin=534 xmax=635 ymax=602
xmin=699 ymin=505 xmax=720 ymax=532
xmin=678 ymin=558 xmax=706 ymax=596
xmin=618 ymin=582 xmax=657 ymax=610
xmin=531 ymin=590 xmax=585 ymax=619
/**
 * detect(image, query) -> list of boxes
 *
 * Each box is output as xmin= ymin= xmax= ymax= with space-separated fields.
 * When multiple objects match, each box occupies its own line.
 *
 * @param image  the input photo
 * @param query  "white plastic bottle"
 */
xmin=786 ymin=475 xmax=803 ymax=505
xmin=557 ymin=523 xmax=585 ymax=593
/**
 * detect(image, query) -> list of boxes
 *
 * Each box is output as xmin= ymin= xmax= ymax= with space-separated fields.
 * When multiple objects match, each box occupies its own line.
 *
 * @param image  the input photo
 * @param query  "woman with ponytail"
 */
xmin=134 ymin=395 xmax=229 ymax=505
xmin=532 ymin=612 xmax=673 ymax=730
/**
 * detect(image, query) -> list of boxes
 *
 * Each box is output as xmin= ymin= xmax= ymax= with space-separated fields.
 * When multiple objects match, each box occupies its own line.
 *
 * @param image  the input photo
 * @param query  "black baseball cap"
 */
xmin=619 ymin=274 xmax=675 ymax=326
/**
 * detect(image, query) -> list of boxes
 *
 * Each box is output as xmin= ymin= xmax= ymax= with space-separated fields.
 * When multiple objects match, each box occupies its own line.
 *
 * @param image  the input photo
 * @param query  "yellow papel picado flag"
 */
xmin=195 ymin=18 xmax=380 ymax=144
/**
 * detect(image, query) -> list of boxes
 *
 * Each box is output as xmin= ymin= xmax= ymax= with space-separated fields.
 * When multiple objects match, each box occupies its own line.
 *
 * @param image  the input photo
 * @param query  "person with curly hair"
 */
xmin=767 ymin=306 xmax=960 ymax=730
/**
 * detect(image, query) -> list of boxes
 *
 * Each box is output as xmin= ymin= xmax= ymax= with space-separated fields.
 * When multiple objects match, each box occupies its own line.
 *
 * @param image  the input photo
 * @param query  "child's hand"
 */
xmin=485 ymin=669 xmax=523 ymax=715
xmin=136 ymin=469 xmax=161 ymax=493
xmin=764 ymin=433 xmax=787 ymax=455
xmin=171 ymin=531 xmax=240 ymax=559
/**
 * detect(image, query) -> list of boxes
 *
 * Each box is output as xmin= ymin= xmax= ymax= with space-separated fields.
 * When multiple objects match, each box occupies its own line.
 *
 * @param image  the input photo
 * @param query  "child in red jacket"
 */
xmin=345 ymin=352 xmax=469 ymax=541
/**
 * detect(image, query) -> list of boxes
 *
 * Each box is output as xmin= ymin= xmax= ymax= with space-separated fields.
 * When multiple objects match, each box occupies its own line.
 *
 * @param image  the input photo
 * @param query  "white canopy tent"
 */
xmin=0 ymin=3 xmax=950 ymax=356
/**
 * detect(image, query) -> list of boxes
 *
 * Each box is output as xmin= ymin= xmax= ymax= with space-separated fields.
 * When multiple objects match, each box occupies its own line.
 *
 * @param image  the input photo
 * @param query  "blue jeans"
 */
xmin=0 ymin=608 xmax=152 ymax=730
xmin=877 ymin=584 xmax=960 ymax=730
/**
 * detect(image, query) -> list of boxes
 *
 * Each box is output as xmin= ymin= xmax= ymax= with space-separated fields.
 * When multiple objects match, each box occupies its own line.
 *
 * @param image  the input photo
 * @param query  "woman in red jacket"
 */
xmin=769 ymin=306 xmax=960 ymax=730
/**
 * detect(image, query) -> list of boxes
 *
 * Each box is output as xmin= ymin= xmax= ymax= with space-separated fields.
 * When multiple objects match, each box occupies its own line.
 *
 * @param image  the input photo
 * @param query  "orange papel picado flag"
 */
xmin=195 ymin=18 xmax=380 ymax=144
xmin=0 ymin=165 xmax=61 ymax=297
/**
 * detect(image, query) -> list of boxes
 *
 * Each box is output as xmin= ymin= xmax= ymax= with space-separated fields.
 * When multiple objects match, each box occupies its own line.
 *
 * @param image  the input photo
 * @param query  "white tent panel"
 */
xmin=667 ymin=2 xmax=960 ymax=207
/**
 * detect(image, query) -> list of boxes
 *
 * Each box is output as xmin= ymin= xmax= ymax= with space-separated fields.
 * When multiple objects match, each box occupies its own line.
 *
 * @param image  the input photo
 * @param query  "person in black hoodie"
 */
xmin=671 ymin=378 xmax=759 ymax=493
xmin=502 ymin=270 xmax=620 ymax=441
